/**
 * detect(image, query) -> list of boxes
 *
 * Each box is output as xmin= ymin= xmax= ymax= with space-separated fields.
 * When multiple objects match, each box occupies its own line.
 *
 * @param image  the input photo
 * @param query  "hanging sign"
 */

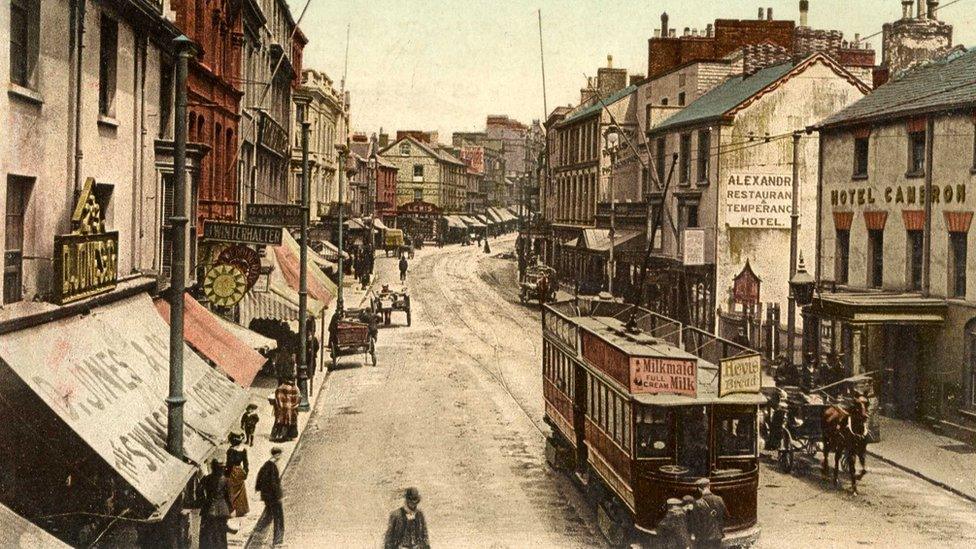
xmin=682 ymin=228 xmax=705 ymax=266
xmin=203 ymin=264 xmax=248 ymax=308
xmin=718 ymin=353 xmax=762 ymax=397
xmin=217 ymin=245 xmax=262 ymax=289
xmin=245 ymin=203 xmax=305 ymax=228
xmin=203 ymin=220 xmax=282 ymax=246
xmin=630 ymin=356 xmax=698 ymax=397
xmin=725 ymin=171 xmax=792 ymax=228
xmin=733 ymin=260 xmax=761 ymax=306
xmin=52 ymin=177 xmax=119 ymax=305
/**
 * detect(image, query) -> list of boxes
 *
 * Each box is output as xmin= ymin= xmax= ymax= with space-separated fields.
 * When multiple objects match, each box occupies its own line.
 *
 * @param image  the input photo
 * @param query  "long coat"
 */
xmin=384 ymin=508 xmax=429 ymax=549
xmin=254 ymin=460 xmax=283 ymax=503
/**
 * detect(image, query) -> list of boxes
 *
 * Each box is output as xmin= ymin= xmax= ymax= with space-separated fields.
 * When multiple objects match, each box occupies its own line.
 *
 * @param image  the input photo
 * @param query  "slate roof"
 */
xmin=819 ymin=48 xmax=976 ymax=129
xmin=559 ymin=84 xmax=638 ymax=126
xmin=650 ymin=62 xmax=794 ymax=134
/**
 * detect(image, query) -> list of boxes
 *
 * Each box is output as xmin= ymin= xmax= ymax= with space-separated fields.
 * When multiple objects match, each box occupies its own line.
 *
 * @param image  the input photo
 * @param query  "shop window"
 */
xmin=907 ymin=230 xmax=923 ymax=290
xmin=697 ymin=130 xmax=710 ymax=184
xmin=716 ymin=408 xmax=756 ymax=457
xmin=835 ymin=229 xmax=850 ymax=283
xmin=868 ymin=229 xmax=884 ymax=288
xmin=679 ymin=133 xmax=692 ymax=184
xmin=949 ymin=232 xmax=968 ymax=298
xmin=853 ymin=137 xmax=869 ymax=178
xmin=635 ymin=406 xmax=671 ymax=458
xmin=4 ymin=176 xmax=32 ymax=304
xmin=98 ymin=15 xmax=119 ymax=117
xmin=9 ymin=0 xmax=39 ymax=89
xmin=908 ymin=130 xmax=926 ymax=176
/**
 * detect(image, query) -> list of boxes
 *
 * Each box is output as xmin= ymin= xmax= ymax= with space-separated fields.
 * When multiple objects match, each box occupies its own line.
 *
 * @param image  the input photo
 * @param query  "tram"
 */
xmin=542 ymin=297 xmax=762 ymax=547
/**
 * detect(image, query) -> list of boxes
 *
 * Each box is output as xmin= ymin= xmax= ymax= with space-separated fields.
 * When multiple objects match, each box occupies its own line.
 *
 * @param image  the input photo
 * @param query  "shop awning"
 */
xmin=308 ymin=245 xmax=338 ymax=272
xmin=474 ymin=214 xmax=495 ymax=226
xmin=0 ymin=294 xmax=249 ymax=517
xmin=485 ymin=209 xmax=503 ymax=223
xmin=214 ymin=315 xmax=277 ymax=352
xmin=580 ymin=229 xmax=642 ymax=252
xmin=238 ymin=263 xmax=326 ymax=328
xmin=274 ymin=230 xmax=336 ymax=306
xmin=344 ymin=218 xmax=366 ymax=230
xmin=809 ymin=292 xmax=947 ymax=324
xmin=0 ymin=502 xmax=67 ymax=548
xmin=316 ymin=239 xmax=350 ymax=261
xmin=459 ymin=215 xmax=486 ymax=228
xmin=372 ymin=217 xmax=390 ymax=231
xmin=444 ymin=215 xmax=466 ymax=230
xmin=155 ymin=295 xmax=266 ymax=387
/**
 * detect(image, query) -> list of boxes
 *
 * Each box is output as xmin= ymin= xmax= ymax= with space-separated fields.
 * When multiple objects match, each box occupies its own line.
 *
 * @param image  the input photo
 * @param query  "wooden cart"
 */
xmin=330 ymin=309 xmax=377 ymax=367
xmin=372 ymin=287 xmax=411 ymax=326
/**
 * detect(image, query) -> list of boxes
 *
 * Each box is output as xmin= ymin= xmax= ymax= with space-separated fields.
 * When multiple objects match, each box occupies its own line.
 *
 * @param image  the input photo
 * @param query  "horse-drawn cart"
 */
xmin=329 ymin=308 xmax=377 ymax=367
xmin=519 ymin=264 xmax=556 ymax=305
xmin=372 ymin=285 xmax=411 ymax=326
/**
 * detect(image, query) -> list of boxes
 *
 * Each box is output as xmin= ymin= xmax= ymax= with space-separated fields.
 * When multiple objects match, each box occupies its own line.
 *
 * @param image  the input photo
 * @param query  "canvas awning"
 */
xmin=484 ymin=209 xmax=503 ymax=223
xmin=0 ymin=294 xmax=249 ymax=517
xmin=460 ymin=215 xmax=486 ymax=228
xmin=372 ymin=217 xmax=390 ymax=231
xmin=581 ymin=229 xmax=642 ymax=252
xmin=344 ymin=218 xmax=366 ymax=230
xmin=214 ymin=315 xmax=277 ymax=352
xmin=238 ymin=265 xmax=326 ymax=327
xmin=444 ymin=215 xmax=466 ymax=230
xmin=274 ymin=230 xmax=336 ymax=306
xmin=308 ymin=245 xmax=337 ymax=272
xmin=474 ymin=214 xmax=495 ymax=226
xmin=315 ymin=239 xmax=350 ymax=261
xmin=0 ymin=502 xmax=67 ymax=548
xmin=155 ymin=295 xmax=266 ymax=387
xmin=808 ymin=292 xmax=947 ymax=324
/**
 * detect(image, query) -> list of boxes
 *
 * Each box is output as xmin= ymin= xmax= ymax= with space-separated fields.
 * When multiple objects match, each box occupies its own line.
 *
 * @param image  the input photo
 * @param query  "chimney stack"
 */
xmin=661 ymin=12 xmax=669 ymax=37
xmin=706 ymin=23 xmax=713 ymax=37
xmin=799 ymin=0 xmax=809 ymax=27
xmin=758 ymin=7 xmax=765 ymax=19
xmin=902 ymin=0 xmax=913 ymax=18
xmin=767 ymin=7 xmax=773 ymax=20
xmin=928 ymin=0 xmax=939 ymax=19
xmin=670 ymin=29 xmax=676 ymax=37
xmin=607 ymin=54 xmax=613 ymax=68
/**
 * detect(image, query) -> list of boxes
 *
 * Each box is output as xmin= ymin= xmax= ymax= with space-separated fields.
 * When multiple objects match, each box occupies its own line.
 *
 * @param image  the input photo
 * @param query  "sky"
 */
xmin=288 ymin=0 xmax=976 ymax=140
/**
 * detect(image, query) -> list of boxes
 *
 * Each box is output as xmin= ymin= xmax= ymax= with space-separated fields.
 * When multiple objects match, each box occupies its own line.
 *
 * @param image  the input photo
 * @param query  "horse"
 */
xmin=821 ymin=392 xmax=869 ymax=494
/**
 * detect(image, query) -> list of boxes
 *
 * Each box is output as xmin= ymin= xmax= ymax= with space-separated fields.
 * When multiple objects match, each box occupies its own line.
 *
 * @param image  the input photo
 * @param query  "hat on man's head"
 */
xmin=695 ymin=477 xmax=711 ymax=488
xmin=270 ymin=446 xmax=283 ymax=456
xmin=246 ymin=403 xmax=258 ymax=411
xmin=682 ymin=495 xmax=695 ymax=504
xmin=405 ymin=487 xmax=421 ymax=503
xmin=666 ymin=498 xmax=682 ymax=507
xmin=229 ymin=432 xmax=245 ymax=444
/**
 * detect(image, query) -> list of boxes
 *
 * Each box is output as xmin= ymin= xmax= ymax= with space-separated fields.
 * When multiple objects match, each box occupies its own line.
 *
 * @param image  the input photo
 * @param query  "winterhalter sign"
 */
xmin=52 ymin=177 xmax=119 ymax=304
xmin=725 ymin=172 xmax=793 ymax=228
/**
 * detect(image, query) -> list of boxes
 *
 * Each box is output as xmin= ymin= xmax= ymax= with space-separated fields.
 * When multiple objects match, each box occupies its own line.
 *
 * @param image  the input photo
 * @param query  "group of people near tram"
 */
xmin=654 ymin=478 xmax=727 ymax=549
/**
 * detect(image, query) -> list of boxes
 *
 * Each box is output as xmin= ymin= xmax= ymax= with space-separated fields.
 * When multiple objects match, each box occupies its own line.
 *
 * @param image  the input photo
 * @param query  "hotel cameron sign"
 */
xmin=53 ymin=178 xmax=119 ymax=304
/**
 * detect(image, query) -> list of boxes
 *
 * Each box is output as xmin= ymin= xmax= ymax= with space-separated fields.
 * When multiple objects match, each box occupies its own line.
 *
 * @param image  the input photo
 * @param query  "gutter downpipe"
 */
xmin=72 ymin=0 xmax=86 ymax=197
xmin=922 ymin=116 xmax=934 ymax=296
xmin=815 ymin=129 xmax=824 ymax=287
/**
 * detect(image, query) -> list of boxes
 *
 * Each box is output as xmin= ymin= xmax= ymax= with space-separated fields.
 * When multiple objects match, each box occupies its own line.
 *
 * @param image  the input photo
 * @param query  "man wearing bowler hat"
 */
xmin=384 ymin=487 xmax=430 ymax=549
xmin=691 ymin=478 xmax=726 ymax=549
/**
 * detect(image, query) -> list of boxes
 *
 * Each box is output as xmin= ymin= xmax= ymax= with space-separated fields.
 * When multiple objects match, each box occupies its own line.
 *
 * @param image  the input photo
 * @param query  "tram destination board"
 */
xmin=203 ymin=220 xmax=282 ymax=246
xmin=245 ymin=203 xmax=305 ymax=228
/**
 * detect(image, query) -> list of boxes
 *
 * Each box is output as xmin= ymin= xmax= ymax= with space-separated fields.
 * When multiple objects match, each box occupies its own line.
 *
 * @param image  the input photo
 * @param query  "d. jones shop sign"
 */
xmin=53 ymin=178 xmax=119 ymax=305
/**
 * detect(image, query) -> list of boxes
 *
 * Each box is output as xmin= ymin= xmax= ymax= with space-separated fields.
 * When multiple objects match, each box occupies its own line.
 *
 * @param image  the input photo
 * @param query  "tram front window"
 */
xmin=716 ymin=407 xmax=756 ymax=457
xmin=676 ymin=406 xmax=709 ymax=477
xmin=635 ymin=406 xmax=671 ymax=458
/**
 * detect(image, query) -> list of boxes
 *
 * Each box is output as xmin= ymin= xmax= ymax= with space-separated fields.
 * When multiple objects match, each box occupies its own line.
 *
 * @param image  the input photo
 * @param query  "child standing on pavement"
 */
xmin=240 ymin=404 xmax=259 ymax=446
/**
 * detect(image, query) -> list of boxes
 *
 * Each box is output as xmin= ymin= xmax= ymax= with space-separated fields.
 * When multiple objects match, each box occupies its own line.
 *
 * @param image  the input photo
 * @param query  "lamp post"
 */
xmin=336 ymin=142 xmax=348 ymax=313
xmin=167 ymin=35 xmax=197 ymax=460
xmin=787 ymin=130 xmax=802 ymax=364
xmin=789 ymin=252 xmax=816 ymax=363
xmin=602 ymin=125 xmax=625 ymax=296
xmin=296 ymin=100 xmax=311 ymax=412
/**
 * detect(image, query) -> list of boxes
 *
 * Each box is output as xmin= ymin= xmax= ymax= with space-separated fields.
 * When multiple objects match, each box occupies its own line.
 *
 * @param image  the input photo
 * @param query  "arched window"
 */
xmin=188 ymin=112 xmax=197 ymax=141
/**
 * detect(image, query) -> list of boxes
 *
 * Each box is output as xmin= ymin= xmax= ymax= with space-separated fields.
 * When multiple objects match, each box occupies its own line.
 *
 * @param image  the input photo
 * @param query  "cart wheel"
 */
xmin=370 ymin=339 xmax=377 ymax=366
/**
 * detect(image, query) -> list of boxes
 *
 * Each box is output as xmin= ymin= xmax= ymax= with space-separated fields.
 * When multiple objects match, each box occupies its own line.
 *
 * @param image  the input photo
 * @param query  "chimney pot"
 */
xmin=928 ymin=0 xmax=939 ymax=19
xmin=692 ymin=28 xmax=699 ymax=37
xmin=758 ymin=7 xmax=765 ymax=19
xmin=902 ymin=0 xmax=914 ymax=19
xmin=917 ymin=0 xmax=925 ymax=18
xmin=669 ymin=29 xmax=676 ymax=38
xmin=706 ymin=23 xmax=714 ymax=37
xmin=607 ymin=54 xmax=613 ymax=68
xmin=654 ymin=29 xmax=661 ymax=38
xmin=684 ymin=27 xmax=690 ymax=36
xmin=767 ymin=7 xmax=773 ymax=20
xmin=661 ymin=12 xmax=669 ymax=36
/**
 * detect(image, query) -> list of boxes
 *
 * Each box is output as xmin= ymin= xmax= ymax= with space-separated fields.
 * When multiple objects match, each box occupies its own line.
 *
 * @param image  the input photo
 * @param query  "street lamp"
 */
xmin=367 ymin=137 xmax=378 ymax=276
xmin=602 ymin=125 xmax=625 ymax=295
xmin=787 ymin=252 xmax=815 ymax=364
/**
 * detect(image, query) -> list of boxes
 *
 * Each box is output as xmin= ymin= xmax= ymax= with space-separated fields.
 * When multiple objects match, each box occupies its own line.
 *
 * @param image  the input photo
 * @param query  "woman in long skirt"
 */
xmin=225 ymin=433 xmax=250 ymax=516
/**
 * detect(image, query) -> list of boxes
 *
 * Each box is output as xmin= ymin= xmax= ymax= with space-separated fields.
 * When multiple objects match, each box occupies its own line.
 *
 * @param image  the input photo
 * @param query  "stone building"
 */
xmin=380 ymin=134 xmax=465 ymax=212
xmin=1 ymin=0 xmax=188 ymax=305
xmin=452 ymin=131 xmax=507 ymax=207
xmin=291 ymin=69 xmax=346 ymax=219
xmin=808 ymin=48 xmax=976 ymax=441
xmin=350 ymin=135 xmax=398 ymax=223
xmin=645 ymin=53 xmax=868 ymax=351
xmin=239 ymin=0 xmax=305 ymax=209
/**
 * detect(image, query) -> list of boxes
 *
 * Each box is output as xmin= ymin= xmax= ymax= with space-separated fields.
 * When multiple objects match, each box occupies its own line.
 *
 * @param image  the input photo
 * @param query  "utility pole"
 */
xmin=297 ymin=103 xmax=311 ymax=411
xmin=336 ymin=142 xmax=348 ymax=313
xmin=786 ymin=131 xmax=801 ymax=365
xmin=167 ymin=35 xmax=196 ymax=459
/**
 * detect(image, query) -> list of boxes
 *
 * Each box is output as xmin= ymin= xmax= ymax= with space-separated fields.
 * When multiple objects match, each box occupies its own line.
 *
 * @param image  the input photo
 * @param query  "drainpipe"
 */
xmin=814 ymin=130 xmax=824 ymax=286
xmin=922 ymin=117 xmax=934 ymax=296
xmin=71 ymin=0 xmax=86 ymax=198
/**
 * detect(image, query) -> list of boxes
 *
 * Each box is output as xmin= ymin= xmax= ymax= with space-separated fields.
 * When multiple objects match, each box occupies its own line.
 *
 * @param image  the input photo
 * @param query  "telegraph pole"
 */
xmin=297 ymin=103 xmax=311 ymax=411
xmin=786 ymin=131 xmax=801 ymax=365
xmin=336 ymin=143 xmax=348 ymax=312
xmin=167 ymin=35 xmax=196 ymax=459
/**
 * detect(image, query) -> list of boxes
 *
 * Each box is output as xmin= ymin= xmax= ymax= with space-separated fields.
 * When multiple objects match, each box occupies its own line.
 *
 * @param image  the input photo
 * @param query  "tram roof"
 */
xmin=575 ymin=316 xmax=698 ymax=360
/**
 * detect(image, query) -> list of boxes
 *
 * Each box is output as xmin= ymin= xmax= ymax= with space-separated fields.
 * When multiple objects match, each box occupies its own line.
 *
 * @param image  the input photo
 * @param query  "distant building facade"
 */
xmin=291 ymin=69 xmax=346 ymax=219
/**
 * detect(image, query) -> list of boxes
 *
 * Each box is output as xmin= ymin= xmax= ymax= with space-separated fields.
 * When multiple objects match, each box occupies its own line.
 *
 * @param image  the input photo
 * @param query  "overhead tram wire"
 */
xmin=856 ymin=0 xmax=969 ymax=44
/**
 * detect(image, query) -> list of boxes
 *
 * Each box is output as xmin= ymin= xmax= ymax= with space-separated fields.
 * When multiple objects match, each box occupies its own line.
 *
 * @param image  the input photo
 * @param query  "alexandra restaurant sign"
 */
xmin=725 ymin=172 xmax=792 ymax=229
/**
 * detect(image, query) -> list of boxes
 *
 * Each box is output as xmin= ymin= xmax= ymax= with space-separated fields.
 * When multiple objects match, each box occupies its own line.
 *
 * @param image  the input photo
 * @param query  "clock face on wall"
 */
xmin=203 ymin=263 xmax=248 ymax=308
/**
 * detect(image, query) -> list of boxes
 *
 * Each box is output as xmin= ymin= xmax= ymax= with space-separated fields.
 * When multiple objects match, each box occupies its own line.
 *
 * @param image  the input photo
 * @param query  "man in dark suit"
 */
xmin=691 ymin=478 xmax=727 ymax=549
xmin=384 ymin=487 xmax=429 ymax=549
xmin=255 ymin=447 xmax=285 ymax=546
xmin=199 ymin=458 xmax=231 ymax=549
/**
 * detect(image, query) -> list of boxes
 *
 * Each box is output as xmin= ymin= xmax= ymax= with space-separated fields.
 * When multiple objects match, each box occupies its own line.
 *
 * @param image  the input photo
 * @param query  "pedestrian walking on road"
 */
xmin=255 ymin=447 xmax=285 ymax=547
xmin=384 ymin=487 xmax=430 ymax=549
xmin=656 ymin=498 xmax=691 ymax=549
xmin=483 ymin=239 xmax=491 ymax=254
xmin=225 ymin=433 xmax=250 ymax=517
xmin=240 ymin=404 xmax=259 ymax=446
xmin=271 ymin=377 xmax=300 ymax=442
xmin=199 ymin=458 xmax=231 ymax=549
xmin=399 ymin=255 xmax=409 ymax=283
xmin=691 ymin=478 xmax=726 ymax=549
